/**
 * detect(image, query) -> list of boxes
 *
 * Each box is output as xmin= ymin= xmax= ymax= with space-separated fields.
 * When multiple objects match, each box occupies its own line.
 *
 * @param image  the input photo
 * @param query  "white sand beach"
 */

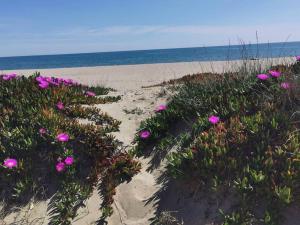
xmin=2 ymin=57 xmax=299 ymax=225
xmin=2 ymin=57 xmax=294 ymax=91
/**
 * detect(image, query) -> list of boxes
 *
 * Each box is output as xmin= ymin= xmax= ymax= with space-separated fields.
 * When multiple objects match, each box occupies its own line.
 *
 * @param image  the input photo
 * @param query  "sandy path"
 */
xmin=73 ymin=86 xmax=170 ymax=225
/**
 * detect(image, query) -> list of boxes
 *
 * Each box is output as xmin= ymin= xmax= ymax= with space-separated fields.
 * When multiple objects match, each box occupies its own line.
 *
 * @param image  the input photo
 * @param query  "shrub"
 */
xmin=134 ymin=60 xmax=300 ymax=224
xmin=0 ymin=73 xmax=140 ymax=224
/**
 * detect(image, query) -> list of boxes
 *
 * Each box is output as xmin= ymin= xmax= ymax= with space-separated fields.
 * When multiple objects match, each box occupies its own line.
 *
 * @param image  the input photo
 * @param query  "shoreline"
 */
xmin=1 ymin=57 xmax=294 ymax=91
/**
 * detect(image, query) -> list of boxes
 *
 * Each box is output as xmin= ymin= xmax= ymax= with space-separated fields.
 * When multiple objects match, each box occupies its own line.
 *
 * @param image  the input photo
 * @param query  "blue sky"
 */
xmin=0 ymin=0 xmax=299 ymax=57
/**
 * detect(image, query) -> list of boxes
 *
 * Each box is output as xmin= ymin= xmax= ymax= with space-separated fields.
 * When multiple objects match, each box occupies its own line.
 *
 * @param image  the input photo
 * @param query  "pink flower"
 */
xmin=38 ymin=81 xmax=49 ymax=89
xmin=56 ymin=133 xmax=70 ymax=142
xmin=257 ymin=74 xmax=269 ymax=80
xmin=2 ymin=73 xmax=17 ymax=81
xmin=56 ymin=162 xmax=65 ymax=172
xmin=155 ymin=104 xmax=167 ymax=112
xmin=8 ymin=73 xmax=17 ymax=79
xmin=280 ymin=82 xmax=290 ymax=89
xmin=57 ymin=78 xmax=64 ymax=84
xmin=140 ymin=130 xmax=151 ymax=139
xmin=63 ymin=79 xmax=74 ymax=86
xmin=2 ymin=75 xmax=11 ymax=80
xmin=56 ymin=101 xmax=64 ymax=110
xmin=296 ymin=56 xmax=300 ymax=61
xmin=49 ymin=79 xmax=59 ymax=86
xmin=208 ymin=115 xmax=220 ymax=124
xmin=64 ymin=156 xmax=74 ymax=165
xmin=36 ymin=76 xmax=45 ymax=82
xmin=85 ymin=91 xmax=96 ymax=97
xmin=269 ymin=70 xmax=281 ymax=78
xmin=44 ymin=77 xmax=52 ymax=83
xmin=39 ymin=128 xmax=47 ymax=135
xmin=62 ymin=78 xmax=79 ymax=86
xmin=3 ymin=158 xmax=18 ymax=169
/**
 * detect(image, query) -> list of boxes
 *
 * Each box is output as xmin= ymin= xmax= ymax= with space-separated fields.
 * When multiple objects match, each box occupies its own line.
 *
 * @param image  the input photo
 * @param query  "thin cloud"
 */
xmin=56 ymin=26 xmax=164 ymax=36
xmin=1 ymin=24 xmax=299 ymax=57
xmin=56 ymin=24 xmax=300 ymax=41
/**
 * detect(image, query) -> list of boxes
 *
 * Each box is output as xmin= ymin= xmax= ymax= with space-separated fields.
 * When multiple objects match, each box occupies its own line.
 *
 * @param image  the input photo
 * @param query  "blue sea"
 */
xmin=1 ymin=42 xmax=300 ymax=70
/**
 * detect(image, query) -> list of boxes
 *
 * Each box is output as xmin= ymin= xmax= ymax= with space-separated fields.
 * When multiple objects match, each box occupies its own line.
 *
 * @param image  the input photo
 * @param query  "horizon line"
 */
xmin=1 ymin=40 xmax=300 ymax=59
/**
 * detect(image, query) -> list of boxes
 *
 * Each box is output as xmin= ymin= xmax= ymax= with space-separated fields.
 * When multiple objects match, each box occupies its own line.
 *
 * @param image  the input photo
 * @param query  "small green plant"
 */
xmin=220 ymin=209 xmax=255 ymax=225
xmin=152 ymin=211 xmax=183 ymax=225
xmin=123 ymin=107 xmax=144 ymax=115
xmin=275 ymin=186 xmax=292 ymax=204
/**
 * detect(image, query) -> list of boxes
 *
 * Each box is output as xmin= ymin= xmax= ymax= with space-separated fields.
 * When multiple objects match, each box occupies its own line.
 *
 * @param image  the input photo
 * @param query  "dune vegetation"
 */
xmin=134 ymin=58 xmax=300 ymax=225
xmin=1 ymin=57 xmax=300 ymax=225
xmin=0 ymin=73 xmax=141 ymax=224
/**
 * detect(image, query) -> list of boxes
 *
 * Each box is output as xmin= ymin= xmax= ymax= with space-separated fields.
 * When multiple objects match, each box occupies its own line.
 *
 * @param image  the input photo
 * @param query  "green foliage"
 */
xmin=275 ymin=186 xmax=292 ymax=204
xmin=83 ymin=85 xmax=114 ymax=95
xmin=220 ymin=209 xmax=255 ymax=225
xmin=0 ymin=73 xmax=140 ymax=224
xmin=99 ymin=153 xmax=141 ymax=218
xmin=151 ymin=211 xmax=183 ymax=225
xmin=48 ymin=181 xmax=91 ymax=225
xmin=135 ymin=61 xmax=300 ymax=224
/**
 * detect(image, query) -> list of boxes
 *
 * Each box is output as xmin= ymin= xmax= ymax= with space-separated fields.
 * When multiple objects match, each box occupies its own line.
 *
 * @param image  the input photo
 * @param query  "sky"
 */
xmin=0 ymin=0 xmax=300 ymax=57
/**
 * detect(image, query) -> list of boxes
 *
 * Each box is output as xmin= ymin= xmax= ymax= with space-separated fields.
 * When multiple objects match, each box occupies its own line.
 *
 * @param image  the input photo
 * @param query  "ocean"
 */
xmin=1 ymin=41 xmax=300 ymax=70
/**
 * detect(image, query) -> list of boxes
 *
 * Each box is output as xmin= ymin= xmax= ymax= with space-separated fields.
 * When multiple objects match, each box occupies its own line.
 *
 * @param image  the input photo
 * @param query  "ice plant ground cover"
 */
xmin=134 ymin=60 xmax=300 ymax=225
xmin=0 ymin=73 xmax=140 ymax=224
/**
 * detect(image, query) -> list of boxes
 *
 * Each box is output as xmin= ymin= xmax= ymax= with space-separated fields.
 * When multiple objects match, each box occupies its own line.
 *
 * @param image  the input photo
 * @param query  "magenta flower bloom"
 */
xmin=8 ymin=73 xmax=17 ymax=79
xmin=56 ymin=133 xmax=70 ymax=142
xmin=85 ymin=91 xmax=96 ymax=97
xmin=37 ymin=76 xmax=62 ymax=87
xmin=39 ymin=128 xmax=47 ymax=135
xmin=280 ymin=82 xmax=290 ymax=89
xmin=38 ymin=81 xmax=49 ymax=89
xmin=3 ymin=158 xmax=18 ymax=169
xmin=65 ymin=156 xmax=74 ymax=165
xmin=140 ymin=130 xmax=151 ymax=139
xmin=57 ymin=78 xmax=64 ymax=84
xmin=269 ymin=70 xmax=281 ymax=78
xmin=257 ymin=74 xmax=269 ymax=80
xmin=56 ymin=162 xmax=65 ymax=172
xmin=155 ymin=104 xmax=167 ymax=112
xmin=49 ymin=79 xmax=59 ymax=86
xmin=208 ymin=115 xmax=220 ymax=124
xmin=63 ymin=79 xmax=74 ymax=86
xmin=36 ymin=76 xmax=45 ymax=82
xmin=43 ymin=77 xmax=52 ymax=83
xmin=2 ymin=75 xmax=11 ymax=80
xmin=56 ymin=101 xmax=64 ymax=110
xmin=2 ymin=73 xmax=17 ymax=81
xmin=296 ymin=56 xmax=300 ymax=61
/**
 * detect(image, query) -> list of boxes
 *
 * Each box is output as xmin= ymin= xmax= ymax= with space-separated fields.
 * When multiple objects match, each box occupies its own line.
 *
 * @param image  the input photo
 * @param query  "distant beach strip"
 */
xmin=2 ymin=57 xmax=294 ymax=91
